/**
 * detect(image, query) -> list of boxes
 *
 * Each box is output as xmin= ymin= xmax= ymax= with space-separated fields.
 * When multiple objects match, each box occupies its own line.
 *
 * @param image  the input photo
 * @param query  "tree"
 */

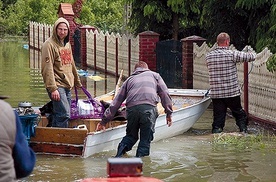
xmin=200 ymin=0 xmax=250 ymax=50
xmin=1 ymin=0 xmax=125 ymax=36
xmin=126 ymin=0 xmax=202 ymax=40
xmin=2 ymin=0 xmax=75 ymax=35
xmin=78 ymin=0 xmax=125 ymax=33
xmin=236 ymin=0 xmax=276 ymax=52
xmin=1 ymin=0 xmax=17 ymax=10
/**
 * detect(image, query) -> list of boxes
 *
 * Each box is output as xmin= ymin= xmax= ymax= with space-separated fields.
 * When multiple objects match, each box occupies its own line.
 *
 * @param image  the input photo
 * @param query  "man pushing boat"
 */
xmin=96 ymin=61 xmax=173 ymax=157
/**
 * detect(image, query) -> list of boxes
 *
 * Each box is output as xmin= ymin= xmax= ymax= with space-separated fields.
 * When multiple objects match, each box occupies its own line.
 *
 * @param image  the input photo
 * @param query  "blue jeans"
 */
xmin=116 ymin=104 xmax=158 ymax=157
xmin=47 ymin=87 xmax=71 ymax=128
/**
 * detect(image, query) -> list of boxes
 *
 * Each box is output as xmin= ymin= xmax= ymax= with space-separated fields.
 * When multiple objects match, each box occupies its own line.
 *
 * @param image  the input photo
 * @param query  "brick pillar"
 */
xmin=181 ymin=36 xmax=206 ymax=88
xmin=79 ymin=25 xmax=96 ymax=70
xmin=138 ymin=31 xmax=160 ymax=71
xmin=60 ymin=15 xmax=75 ymax=46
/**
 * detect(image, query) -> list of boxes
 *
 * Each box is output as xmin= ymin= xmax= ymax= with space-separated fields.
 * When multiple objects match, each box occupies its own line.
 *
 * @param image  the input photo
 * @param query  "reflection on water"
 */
xmin=1 ymin=41 xmax=275 ymax=182
xmin=0 ymin=41 xmax=117 ymax=107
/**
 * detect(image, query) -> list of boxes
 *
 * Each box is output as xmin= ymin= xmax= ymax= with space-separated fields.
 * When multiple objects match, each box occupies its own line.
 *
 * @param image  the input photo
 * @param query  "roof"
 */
xmin=58 ymin=3 xmax=74 ymax=16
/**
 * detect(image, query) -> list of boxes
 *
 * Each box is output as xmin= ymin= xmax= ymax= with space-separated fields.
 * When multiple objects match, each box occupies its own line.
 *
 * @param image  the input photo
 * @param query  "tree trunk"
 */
xmin=172 ymin=12 xmax=179 ymax=40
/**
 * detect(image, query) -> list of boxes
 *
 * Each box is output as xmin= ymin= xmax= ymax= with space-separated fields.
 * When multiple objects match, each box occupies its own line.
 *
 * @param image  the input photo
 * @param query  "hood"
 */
xmin=132 ymin=67 xmax=150 ymax=75
xmin=52 ymin=17 xmax=70 ymax=46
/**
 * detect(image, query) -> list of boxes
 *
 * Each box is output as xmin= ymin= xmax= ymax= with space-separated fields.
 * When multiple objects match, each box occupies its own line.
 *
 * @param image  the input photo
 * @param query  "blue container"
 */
xmin=19 ymin=114 xmax=38 ymax=142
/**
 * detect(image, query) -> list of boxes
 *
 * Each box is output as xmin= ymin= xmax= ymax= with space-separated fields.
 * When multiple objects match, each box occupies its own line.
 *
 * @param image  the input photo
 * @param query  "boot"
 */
xmin=235 ymin=109 xmax=248 ymax=133
xmin=236 ymin=117 xmax=248 ymax=133
xmin=115 ymin=143 xmax=127 ymax=157
xmin=212 ymin=127 xmax=223 ymax=134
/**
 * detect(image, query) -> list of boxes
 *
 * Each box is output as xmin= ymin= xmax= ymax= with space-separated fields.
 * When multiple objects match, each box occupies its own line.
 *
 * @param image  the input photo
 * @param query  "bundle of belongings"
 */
xmin=39 ymin=100 xmax=126 ymax=127
xmin=39 ymin=101 xmax=53 ymax=127
xmin=100 ymin=100 xmax=126 ymax=121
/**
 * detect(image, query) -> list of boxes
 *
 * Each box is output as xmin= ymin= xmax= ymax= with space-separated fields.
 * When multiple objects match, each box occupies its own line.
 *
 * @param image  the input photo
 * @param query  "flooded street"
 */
xmin=21 ymin=109 xmax=275 ymax=182
xmin=1 ymin=41 xmax=275 ymax=182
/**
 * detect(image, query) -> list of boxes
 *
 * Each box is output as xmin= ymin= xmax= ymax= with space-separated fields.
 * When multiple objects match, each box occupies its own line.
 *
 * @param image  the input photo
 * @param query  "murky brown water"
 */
xmin=1 ymin=41 xmax=275 ymax=182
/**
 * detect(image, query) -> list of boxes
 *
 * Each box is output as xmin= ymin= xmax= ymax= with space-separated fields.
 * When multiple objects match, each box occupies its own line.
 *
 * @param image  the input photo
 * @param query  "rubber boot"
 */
xmin=236 ymin=116 xmax=248 ymax=133
xmin=115 ymin=143 xmax=127 ymax=157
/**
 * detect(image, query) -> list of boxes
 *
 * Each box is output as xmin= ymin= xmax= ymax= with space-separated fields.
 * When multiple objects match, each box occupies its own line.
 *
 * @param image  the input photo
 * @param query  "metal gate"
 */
xmin=156 ymin=40 xmax=182 ymax=88
xmin=73 ymin=28 xmax=81 ymax=66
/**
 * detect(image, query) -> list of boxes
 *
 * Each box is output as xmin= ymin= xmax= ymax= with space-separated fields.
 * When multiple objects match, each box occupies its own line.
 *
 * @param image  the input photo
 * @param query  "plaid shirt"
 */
xmin=205 ymin=47 xmax=256 ymax=98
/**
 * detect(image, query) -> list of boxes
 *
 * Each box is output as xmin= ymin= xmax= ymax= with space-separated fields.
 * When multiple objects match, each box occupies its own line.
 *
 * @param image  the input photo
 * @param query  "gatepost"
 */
xmin=181 ymin=36 xmax=206 ymax=88
xmin=138 ymin=31 xmax=160 ymax=71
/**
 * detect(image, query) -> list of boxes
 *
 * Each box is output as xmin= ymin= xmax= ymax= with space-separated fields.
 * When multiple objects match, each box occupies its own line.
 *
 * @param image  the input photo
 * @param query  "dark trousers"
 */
xmin=212 ymin=96 xmax=248 ymax=130
xmin=116 ymin=104 xmax=158 ymax=157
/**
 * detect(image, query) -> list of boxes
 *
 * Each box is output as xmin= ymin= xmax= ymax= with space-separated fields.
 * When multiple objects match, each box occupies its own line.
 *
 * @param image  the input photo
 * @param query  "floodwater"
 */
xmin=1 ymin=41 xmax=275 ymax=182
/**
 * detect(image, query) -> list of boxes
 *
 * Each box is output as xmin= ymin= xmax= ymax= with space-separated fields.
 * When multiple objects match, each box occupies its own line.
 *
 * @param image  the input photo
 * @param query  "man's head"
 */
xmin=217 ymin=32 xmax=230 ymax=46
xmin=134 ymin=61 xmax=148 ymax=70
xmin=56 ymin=22 xmax=69 ymax=41
xmin=52 ymin=17 xmax=70 ymax=44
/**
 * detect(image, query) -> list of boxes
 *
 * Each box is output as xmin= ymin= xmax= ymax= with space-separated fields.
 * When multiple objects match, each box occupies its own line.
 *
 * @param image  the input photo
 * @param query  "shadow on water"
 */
xmin=1 ymin=41 xmax=275 ymax=182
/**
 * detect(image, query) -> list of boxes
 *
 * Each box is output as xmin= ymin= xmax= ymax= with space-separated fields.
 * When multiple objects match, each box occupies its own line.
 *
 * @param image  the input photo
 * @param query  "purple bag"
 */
xmin=71 ymin=87 xmax=104 ymax=119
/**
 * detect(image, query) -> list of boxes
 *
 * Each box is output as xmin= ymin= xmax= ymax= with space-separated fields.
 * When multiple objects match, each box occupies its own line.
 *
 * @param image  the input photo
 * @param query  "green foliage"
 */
xmin=1 ymin=0 xmax=276 ymax=60
xmin=266 ymin=54 xmax=276 ymax=73
xmin=77 ymin=0 xmax=125 ymax=33
xmin=235 ymin=0 xmax=276 ymax=53
xmin=1 ymin=0 xmax=75 ymax=35
xmin=1 ymin=0 xmax=17 ymax=10
xmin=236 ymin=0 xmax=270 ymax=9
xmin=143 ymin=1 xmax=171 ymax=22
xmin=0 ymin=0 xmax=124 ymax=35
xmin=200 ymin=0 xmax=250 ymax=50
xmin=126 ymin=0 xmax=202 ymax=40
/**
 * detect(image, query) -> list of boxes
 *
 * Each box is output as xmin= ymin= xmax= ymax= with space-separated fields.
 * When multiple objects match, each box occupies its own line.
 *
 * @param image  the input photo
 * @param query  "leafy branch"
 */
xmin=266 ymin=54 xmax=276 ymax=73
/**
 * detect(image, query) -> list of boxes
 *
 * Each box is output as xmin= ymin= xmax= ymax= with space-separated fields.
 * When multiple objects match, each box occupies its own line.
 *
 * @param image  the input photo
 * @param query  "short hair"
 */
xmin=217 ymin=32 xmax=230 ymax=44
xmin=134 ymin=61 xmax=148 ymax=70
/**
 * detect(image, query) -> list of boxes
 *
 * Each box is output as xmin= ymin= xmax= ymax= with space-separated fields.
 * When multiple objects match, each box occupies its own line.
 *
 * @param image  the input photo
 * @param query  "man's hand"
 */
xmin=96 ymin=122 xmax=106 ymax=131
xmin=166 ymin=115 xmax=172 ymax=127
xmin=51 ymin=90 xmax=60 ymax=101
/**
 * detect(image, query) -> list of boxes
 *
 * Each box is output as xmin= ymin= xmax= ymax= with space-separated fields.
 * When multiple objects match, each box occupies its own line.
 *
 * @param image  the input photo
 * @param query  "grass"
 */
xmin=212 ymin=131 xmax=276 ymax=152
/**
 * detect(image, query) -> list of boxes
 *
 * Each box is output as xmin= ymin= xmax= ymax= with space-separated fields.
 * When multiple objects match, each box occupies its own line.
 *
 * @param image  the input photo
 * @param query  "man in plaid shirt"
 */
xmin=205 ymin=32 xmax=256 ymax=133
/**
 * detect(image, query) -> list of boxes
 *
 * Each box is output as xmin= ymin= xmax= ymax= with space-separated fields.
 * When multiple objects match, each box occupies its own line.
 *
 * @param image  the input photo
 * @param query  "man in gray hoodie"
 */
xmin=96 ymin=61 xmax=173 ymax=157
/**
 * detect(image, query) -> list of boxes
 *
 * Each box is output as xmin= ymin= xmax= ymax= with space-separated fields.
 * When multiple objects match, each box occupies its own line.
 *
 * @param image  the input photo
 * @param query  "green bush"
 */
xmin=266 ymin=54 xmax=276 ymax=73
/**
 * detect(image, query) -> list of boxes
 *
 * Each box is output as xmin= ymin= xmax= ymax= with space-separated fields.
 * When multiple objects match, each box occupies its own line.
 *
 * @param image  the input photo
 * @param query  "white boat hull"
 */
xmin=82 ymin=89 xmax=211 ymax=158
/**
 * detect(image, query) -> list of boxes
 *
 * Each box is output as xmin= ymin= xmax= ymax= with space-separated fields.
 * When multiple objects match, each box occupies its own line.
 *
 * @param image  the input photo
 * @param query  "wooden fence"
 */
xmin=28 ymin=21 xmax=139 ymax=79
xmin=86 ymin=29 xmax=139 ymax=77
xmin=194 ymin=43 xmax=276 ymax=124
xmin=29 ymin=21 xmax=52 ymax=69
xmin=29 ymin=21 xmax=275 ymax=126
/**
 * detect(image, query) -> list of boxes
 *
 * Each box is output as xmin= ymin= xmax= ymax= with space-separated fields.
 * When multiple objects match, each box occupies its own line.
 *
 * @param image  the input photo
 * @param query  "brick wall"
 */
xmin=139 ymin=31 xmax=160 ymax=71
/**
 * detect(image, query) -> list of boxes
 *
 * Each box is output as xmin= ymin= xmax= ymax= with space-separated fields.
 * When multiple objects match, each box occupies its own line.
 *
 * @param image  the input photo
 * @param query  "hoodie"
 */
xmin=101 ymin=67 xmax=173 ymax=125
xmin=41 ymin=17 xmax=82 ymax=93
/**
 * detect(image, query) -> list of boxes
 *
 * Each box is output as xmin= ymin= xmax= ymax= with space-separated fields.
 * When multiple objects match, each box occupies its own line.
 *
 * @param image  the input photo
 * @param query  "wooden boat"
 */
xmin=29 ymin=89 xmax=211 ymax=158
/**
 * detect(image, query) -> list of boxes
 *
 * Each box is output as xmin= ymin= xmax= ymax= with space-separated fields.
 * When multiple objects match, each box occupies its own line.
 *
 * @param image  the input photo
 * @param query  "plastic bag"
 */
xmin=71 ymin=87 xmax=104 ymax=119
